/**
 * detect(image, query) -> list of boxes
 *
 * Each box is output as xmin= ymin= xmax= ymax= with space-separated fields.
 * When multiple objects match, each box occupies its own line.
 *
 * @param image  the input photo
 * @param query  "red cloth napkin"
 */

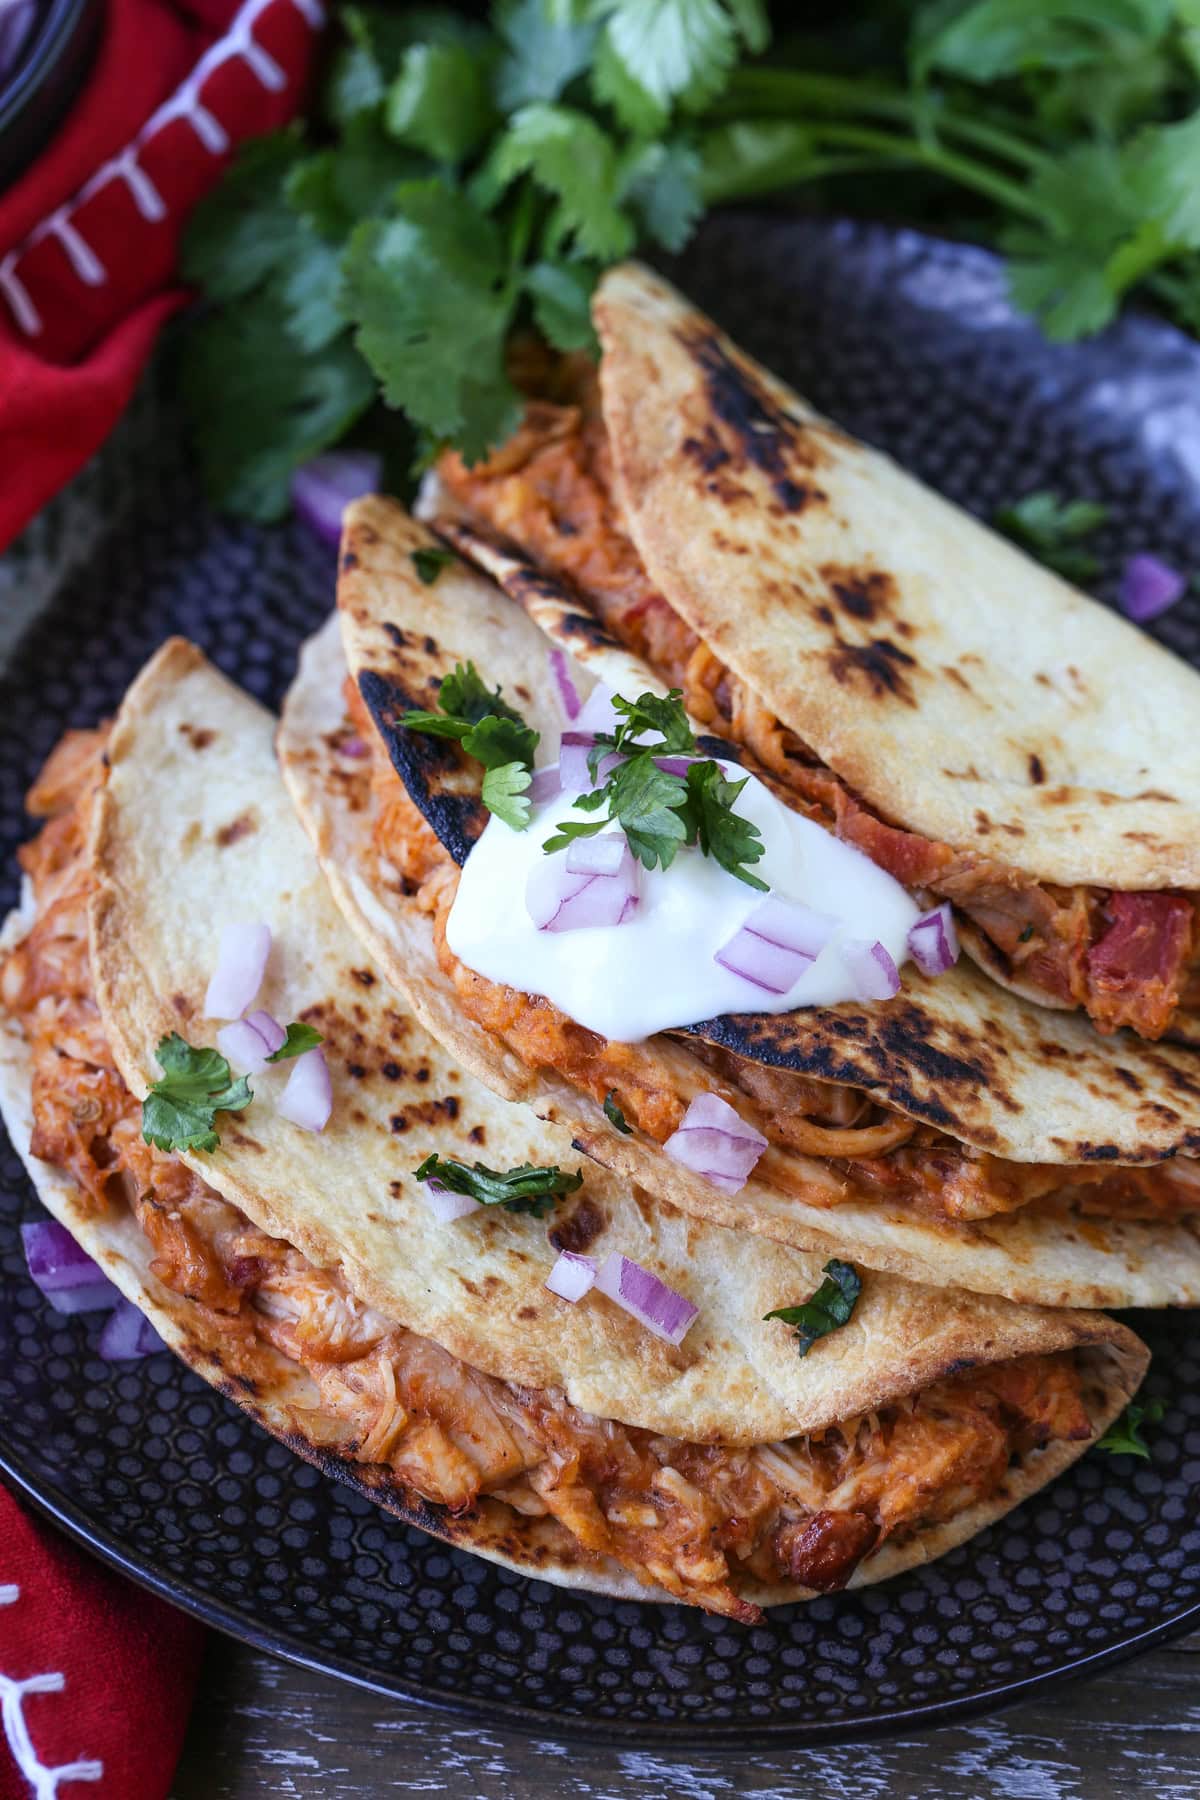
xmin=0 ymin=1484 xmax=205 ymax=1799
xmin=0 ymin=0 xmax=324 ymax=552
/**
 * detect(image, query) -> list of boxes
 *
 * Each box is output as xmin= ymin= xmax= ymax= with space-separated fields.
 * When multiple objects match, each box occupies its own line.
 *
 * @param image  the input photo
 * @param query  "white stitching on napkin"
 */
xmin=0 ymin=1585 xmax=103 ymax=1798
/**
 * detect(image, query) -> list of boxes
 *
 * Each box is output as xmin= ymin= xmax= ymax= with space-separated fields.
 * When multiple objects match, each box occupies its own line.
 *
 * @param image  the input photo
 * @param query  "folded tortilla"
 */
xmin=429 ymin=262 xmax=1200 ymax=1046
xmin=0 ymin=640 xmax=1148 ymax=1619
xmin=288 ymin=497 xmax=1200 ymax=1309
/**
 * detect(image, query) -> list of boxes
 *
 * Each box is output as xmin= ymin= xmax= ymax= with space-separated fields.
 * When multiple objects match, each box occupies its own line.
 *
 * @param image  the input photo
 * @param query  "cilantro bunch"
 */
xmin=181 ymin=0 xmax=1200 ymax=520
xmin=403 ymin=659 xmax=539 ymax=828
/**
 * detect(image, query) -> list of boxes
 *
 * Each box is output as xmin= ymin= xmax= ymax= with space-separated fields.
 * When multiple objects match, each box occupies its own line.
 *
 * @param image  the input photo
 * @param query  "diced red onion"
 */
xmin=21 ymin=1220 xmax=119 ymax=1314
xmin=291 ymin=451 xmax=382 ymax=547
xmin=841 ymin=937 xmax=901 ymax=1002
xmin=594 ymin=1253 xmax=698 ymax=1345
xmin=575 ymin=685 xmax=619 ymax=734
xmin=529 ymin=765 xmax=562 ymax=806
xmin=421 ymin=1179 xmax=481 ymax=1223
xmin=1120 ymin=553 xmax=1187 ymax=623
xmin=205 ymin=921 xmax=272 ymax=1020
xmin=217 ymin=1009 xmax=286 ymax=1074
xmin=545 ymin=1251 xmax=596 ymax=1302
xmin=907 ymin=904 xmax=959 ymax=978
xmin=549 ymin=647 xmax=581 ymax=720
xmin=653 ymin=756 xmax=697 ymax=778
xmin=559 ymin=732 xmax=621 ymax=794
xmin=98 ymin=1298 xmax=164 ymax=1361
xmin=526 ymin=839 xmax=639 ymax=932
xmin=339 ymin=735 xmax=370 ymax=759
xmin=715 ymin=897 xmax=838 ymax=995
xmin=277 ymin=1047 xmax=333 ymax=1133
xmin=565 ymin=833 xmax=628 ymax=877
xmin=662 ymin=1093 xmax=768 ymax=1195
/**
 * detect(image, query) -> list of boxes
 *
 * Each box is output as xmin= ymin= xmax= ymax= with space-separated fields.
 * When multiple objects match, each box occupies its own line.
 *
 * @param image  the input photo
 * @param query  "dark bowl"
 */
xmin=0 ymin=0 xmax=104 ymax=193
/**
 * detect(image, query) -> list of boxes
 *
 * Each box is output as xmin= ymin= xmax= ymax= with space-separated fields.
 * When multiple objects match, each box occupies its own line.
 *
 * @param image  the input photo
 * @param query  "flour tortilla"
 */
xmin=301 ymin=500 xmax=1200 ymax=1307
xmin=0 ymin=640 xmax=1149 ymax=1610
xmin=594 ymin=262 xmax=1200 ymax=894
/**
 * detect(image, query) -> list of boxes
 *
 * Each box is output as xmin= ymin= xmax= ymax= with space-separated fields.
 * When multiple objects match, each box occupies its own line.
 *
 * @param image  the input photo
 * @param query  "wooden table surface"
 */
xmin=171 ymin=1628 xmax=1200 ymax=1798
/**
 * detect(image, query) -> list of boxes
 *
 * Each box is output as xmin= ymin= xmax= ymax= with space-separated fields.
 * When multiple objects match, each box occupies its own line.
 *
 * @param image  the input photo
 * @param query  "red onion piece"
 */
xmin=291 ymin=451 xmax=382 ymax=547
xmin=565 ymin=832 xmax=628 ymax=878
xmin=594 ymin=1252 xmax=698 ymax=1345
xmin=715 ymin=896 xmax=839 ymax=995
xmin=205 ymin=921 xmax=272 ymax=1020
xmin=21 ymin=1220 xmax=119 ymax=1313
xmin=842 ymin=937 xmax=901 ymax=1002
xmin=663 ymin=1093 xmax=768 ymax=1195
xmin=98 ymin=1298 xmax=164 ymax=1361
xmin=549 ymin=647 xmax=581 ymax=720
xmin=277 ymin=1047 xmax=333 ymax=1133
xmin=715 ymin=929 xmax=812 ymax=994
xmin=559 ymin=732 xmax=622 ymax=794
xmin=421 ymin=1179 xmax=481 ymax=1223
xmin=545 ymin=1250 xmax=597 ymax=1301
xmin=217 ymin=1009 xmax=286 ymax=1074
xmin=653 ymin=756 xmax=698 ymax=778
xmin=907 ymin=904 xmax=959 ymax=977
xmin=529 ymin=765 xmax=562 ymax=806
xmin=575 ymin=685 xmax=619 ymax=734
xmin=526 ymin=840 xmax=639 ymax=932
xmin=339 ymin=735 xmax=370 ymax=759
xmin=1120 ymin=553 xmax=1187 ymax=623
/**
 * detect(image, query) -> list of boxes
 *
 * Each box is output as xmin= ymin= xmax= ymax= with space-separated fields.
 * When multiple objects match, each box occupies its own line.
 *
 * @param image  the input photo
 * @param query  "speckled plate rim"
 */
xmin=2 ymin=1433 xmax=1198 ymax=1750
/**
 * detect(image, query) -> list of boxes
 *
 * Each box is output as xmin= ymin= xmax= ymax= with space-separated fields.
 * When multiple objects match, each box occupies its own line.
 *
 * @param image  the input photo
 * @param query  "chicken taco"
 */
xmin=281 ymin=499 xmax=1200 ymax=1309
xmin=428 ymin=262 xmax=1200 ymax=1047
xmin=0 ymin=639 xmax=1148 ymax=1619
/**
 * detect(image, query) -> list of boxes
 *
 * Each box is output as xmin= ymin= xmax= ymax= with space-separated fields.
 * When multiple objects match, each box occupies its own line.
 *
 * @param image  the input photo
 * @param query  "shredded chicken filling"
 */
xmin=2 ymin=730 xmax=1096 ymax=1621
xmin=345 ymin=684 xmax=1200 ymax=1229
xmin=436 ymin=351 xmax=1200 ymax=1042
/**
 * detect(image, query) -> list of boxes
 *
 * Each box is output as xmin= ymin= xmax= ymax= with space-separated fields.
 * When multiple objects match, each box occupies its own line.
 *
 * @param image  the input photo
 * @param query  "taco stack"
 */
xmin=0 ymin=642 xmax=1149 ymax=1619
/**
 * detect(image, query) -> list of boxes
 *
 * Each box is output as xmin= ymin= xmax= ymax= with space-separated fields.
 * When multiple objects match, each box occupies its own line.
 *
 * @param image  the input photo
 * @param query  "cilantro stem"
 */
xmin=798 ymin=123 xmax=1047 ymax=221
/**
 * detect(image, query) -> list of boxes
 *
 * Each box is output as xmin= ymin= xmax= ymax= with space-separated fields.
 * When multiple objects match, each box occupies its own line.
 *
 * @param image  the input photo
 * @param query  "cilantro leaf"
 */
xmin=473 ymin=103 xmax=636 ymax=260
xmin=523 ymin=258 xmax=600 ymax=353
xmin=180 ymin=289 xmax=375 ymax=521
xmin=495 ymin=0 xmax=599 ymax=108
xmin=439 ymin=661 xmax=525 ymax=727
xmin=181 ymin=131 xmax=306 ymax=301
xmin=1095 ymin=1395 xmax=1165 ymax=1458
xmin=608 ymin=689 xmax=697 ymax=755
xmin=622 ymin=139 xmax=705 ymax=253
xmin=481 ymin=760 xmax=534 ymax=829
xmin=1128 ymin=108 xmax=1200 ymax=248
xmin=267 ymin=1023 xmax=325 ymax=1063
xmin=597 ymin=0 xmax=765 ymax=112
xmin=142 ymin=1034 xmax=253 ymax=1154
xmin=682 ymin=761 xmax=768 ymax=889
xmin=411 ymin=546 xmax=455 ymax=584
xmin=385 ymin=42 xmax=498 ymax=164
xmin=603 ymin=1091 xmax=633 ymax=1133
xmin=912 ymin=0 xmax=1170 ymax=86
xmin=341 ymin=182 xmax=521 ymax=460
xmin=542 ymin=815 xmax=607 ymax=855
xmin=415 ymin=1151 xmax=583 ymax=1216
xmin=464 ymin=712 xmax=539 ymax=772
xmin=994 ymin=490 xmax=1107 ymax=581
xmin=604 ymin=751 xmax=690 ymax=869
xmin=590 ymin=31 xmax=670 ymax=135
xmin=764 ymin=1259 xmax=862 ymax=1357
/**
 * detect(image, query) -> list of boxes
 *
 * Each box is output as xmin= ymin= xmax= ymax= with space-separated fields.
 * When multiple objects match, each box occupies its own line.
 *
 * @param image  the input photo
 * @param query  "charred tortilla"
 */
xmin=290 ymin=499 xmax=1200 ymax=1308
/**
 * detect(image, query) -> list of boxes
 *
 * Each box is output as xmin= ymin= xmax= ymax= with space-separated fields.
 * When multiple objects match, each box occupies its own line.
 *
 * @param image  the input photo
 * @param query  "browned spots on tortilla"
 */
xmin=468 ymin=1124 xmax=486 ymax=1145
xmin=1042 ymin=785 xmax=1075 ymax=806
xmin=179 ymin=723 xmax=216 ymax=750
xmin=1136 ymin=789 xmax=1176 ymax=802
xmin=171 ymin=992 xmax=193 ymax=1019
xmin=423 ymin=635 xmax=438 ymax=656
xmin=549 ymin=1197 xmax=606 ymax=1256
xmin=516 ymin=1305 xmax=538 ymax=1321
xmin=974 ymin=811 xmax=992 ymax=834
xmin=815 ymin=604 xmax=835 ymax=626
xmin=820 ymin=565 xmax=898 ymax=625
xmin=351 ymin=968 xmax=376 ymax=987
xmin=383 ymin=622 xmax=406 ymax=648
xmin=216 ymin=810 xmax=257 ymax=848
xmin=1028 ymin=753 xmax=1046 ymax=785
xmin=340 ymin=549 xmax=358 ymax=573
xmin=943 ymin=764 xmax=983 ymax=782
xmin=683 ymin=327 xmax=824 ymax=514
xmin=826 ymin=637 xmax=918 ymax=705
xmin=942 ymin=665 xmax=972 ymax=692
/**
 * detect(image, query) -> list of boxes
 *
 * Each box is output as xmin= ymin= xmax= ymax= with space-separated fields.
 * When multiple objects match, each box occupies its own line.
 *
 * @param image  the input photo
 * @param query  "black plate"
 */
xmin=3 ymin=218 xmax=1200 ymax=1746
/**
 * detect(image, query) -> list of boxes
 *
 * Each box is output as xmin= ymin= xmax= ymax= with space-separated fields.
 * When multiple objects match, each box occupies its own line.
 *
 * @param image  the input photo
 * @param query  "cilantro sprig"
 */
xmin=403 ymin=660 xmax=538 ymax=829
xmin=544 ymin=688 xmax=767 ymax=889
xmin=142 ymin=1034 xmax=253 ymax=1154
xmin=268 ymin=1022 xmax=325 ymax=1063
xmin=181 ymin=0 xmax=1200 ymax=518
xmin=414 ymin=1151 xmax=583 ymax=1217
xmin=1095 ymin=1396 xmax=1165 ymax=1460
xmin=994 ymin=492 xmax=1108 ymax=583
xmin=764 ymin=1259 xmax=862 ymax=1358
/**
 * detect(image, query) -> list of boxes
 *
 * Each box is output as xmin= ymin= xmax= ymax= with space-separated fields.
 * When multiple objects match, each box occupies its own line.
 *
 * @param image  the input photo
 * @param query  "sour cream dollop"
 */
xmin=446 ymin=752 xmax=920 ymax=1044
